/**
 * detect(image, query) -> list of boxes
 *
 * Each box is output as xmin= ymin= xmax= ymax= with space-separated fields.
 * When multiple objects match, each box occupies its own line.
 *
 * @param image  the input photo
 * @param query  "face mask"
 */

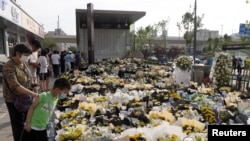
xmin=59 ymin=93 xmax=67 ymax=99
xmin=20 ymin=55 xmax=29 ymax=63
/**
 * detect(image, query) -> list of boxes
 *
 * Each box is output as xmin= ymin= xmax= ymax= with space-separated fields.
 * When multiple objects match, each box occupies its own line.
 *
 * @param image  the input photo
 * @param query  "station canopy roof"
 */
xmin=76 ymin=9 xmax=146 ymax=29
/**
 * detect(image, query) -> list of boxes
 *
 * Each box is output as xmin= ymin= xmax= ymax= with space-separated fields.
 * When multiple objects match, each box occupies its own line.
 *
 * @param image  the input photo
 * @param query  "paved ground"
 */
xmin=0 ymin=77 xmax=56 ymax=141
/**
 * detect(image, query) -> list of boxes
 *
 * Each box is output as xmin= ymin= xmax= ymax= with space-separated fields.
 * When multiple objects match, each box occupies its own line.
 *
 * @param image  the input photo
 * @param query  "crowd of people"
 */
xmin=36 ymin=48 xmax=81 ymax=92
xmin=2 ymin=34 xmax=74 ymax=141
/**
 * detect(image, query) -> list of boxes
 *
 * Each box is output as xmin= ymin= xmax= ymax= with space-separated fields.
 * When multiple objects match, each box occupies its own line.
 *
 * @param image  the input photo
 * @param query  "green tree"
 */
xmin=156 ymin=18 xmax=170 ymax=48
xmin=145 ymin=25 xmax=158 ymax=51
xmin=134 ymin=25 xmax=158 ymax=51
xmin=177 ymin=11 xmax=203 ymax=54
xmin=204 ymin=37 xmax=221 ymax=57
xmin=222 ymin=34 xmax=232 ymax=44
xmin=42 ymin=35 xmax=57 ymax=49
xmin=68 ymin=46 xmax=77 ymax=52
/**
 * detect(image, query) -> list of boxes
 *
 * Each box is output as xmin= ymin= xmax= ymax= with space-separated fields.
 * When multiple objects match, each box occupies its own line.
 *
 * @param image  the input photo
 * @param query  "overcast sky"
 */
xmin=17 ymin=0 xmax=250 ymax=36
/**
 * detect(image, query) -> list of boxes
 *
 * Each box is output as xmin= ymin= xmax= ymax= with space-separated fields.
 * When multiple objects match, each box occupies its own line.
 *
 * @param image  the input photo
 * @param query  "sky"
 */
xmin=17 ymin=0 xmax=250 ymax=37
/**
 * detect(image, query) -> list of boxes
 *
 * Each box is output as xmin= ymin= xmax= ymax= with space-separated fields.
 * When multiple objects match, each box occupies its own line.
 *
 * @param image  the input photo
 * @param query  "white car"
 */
xmin=148 ymin=56 xmax=158 ymax=61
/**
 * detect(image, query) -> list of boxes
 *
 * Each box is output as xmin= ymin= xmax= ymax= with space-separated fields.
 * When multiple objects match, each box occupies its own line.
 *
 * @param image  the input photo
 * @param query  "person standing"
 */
xmin=51 ymin=50 xmax=60 ymax=78
xmin=75 ymin=51 xmax=81 ymax=69
xmin=64 ymin=51 xmax=73 ymax=73
xmin=60 ymin=51 xmax=66 ymax=74
xmin=27 ymin=39 xmax=42 ymax=92
xmin=70 ymin=51 xmax=75 ymax=70
xmin=237 ymin=57 xmax=243 ymax=75
xmin=232 ymin=55 xmax=237 ymax=73
xmin=23 ymin=78 xmax=71 ymax=141
xmin=45 ymin=48 xmax=52 ymax=91
xmin=2 ymin=44 xmax=38 ymax=141
xmin=37 ymin=49 xmax=48 ymax=92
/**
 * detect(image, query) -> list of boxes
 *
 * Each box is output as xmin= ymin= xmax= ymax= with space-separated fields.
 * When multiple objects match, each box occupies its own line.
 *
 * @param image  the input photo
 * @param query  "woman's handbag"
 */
xmin=4 ymin=77 xmax=33 ymax=112
xmin=13 ymin=94 xmax=33 ymax=113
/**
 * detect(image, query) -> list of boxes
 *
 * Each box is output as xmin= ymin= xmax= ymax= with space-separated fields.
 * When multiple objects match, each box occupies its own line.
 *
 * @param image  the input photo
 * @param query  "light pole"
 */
xmin=193 ymin=0 xmax=197 ymax=64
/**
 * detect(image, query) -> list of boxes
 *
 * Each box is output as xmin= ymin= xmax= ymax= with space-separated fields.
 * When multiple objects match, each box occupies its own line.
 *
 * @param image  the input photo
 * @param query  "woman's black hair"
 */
xmin=41 ymin=49 xmax=48 ymax=56
xmin=12 ymin=44 xmax=32 ymax=57
xmin=45 ymin=48 xmax=50 ymax=53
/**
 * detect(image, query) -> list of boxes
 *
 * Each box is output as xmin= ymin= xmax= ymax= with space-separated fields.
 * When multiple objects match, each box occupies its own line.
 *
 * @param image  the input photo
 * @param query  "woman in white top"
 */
xmin=37 ymin=49 xmax=48 ymax=92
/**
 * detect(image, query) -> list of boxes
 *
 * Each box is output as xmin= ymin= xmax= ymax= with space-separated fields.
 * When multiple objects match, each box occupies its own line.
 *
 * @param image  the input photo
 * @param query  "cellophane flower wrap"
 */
xmin=175 ymin=56 xmax=193 ymax=71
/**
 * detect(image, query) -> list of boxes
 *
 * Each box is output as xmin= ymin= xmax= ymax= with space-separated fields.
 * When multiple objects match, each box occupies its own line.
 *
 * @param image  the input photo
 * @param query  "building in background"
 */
xmin=75 ymin=8 xmax=146 ymax=60
xmin=46 ymin=28 xmax=76 ymax=52
xmin=0 ymin=0 xmax=44 ymax=57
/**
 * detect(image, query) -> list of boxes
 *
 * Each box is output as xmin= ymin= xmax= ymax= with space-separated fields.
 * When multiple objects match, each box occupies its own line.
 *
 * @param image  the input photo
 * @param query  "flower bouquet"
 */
xmin=245 ymin=57 xmax=250 ymax=69
xmin=175 ymin=56 xmax=193 ymax=71
xmin=212 ymin=52 xmax=232 ymax=89
xmin=174 ymin=56 xmax=193 ymax=85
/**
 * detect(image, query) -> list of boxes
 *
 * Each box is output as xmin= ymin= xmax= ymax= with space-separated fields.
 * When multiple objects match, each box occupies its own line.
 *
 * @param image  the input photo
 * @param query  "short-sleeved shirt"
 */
xmin=51 ymin=54 xmax=60 ymax=65
xmin=30 ymin=92 xmax=58 ymax=130
xmin=2 ymin=59 xmax=32 ymax=102
xmin=28 ymin=51 xmax=38 ymax=78
xmin=37 ymin=56 xmax=48 ymax=73
xmin=64 ymin=54 xmax=73 ymax=63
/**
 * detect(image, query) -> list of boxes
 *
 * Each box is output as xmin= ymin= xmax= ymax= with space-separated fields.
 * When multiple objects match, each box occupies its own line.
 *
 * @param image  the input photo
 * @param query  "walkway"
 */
xmin=0 ymin=77 xmax=56 ymax=141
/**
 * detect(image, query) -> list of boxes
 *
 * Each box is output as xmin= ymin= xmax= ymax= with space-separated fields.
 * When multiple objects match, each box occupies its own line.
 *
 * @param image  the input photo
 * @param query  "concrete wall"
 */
xmin=78 ymin=28 xmax=130 ymax=60
xmin=191 ymin=65 xmax=211 ymax=84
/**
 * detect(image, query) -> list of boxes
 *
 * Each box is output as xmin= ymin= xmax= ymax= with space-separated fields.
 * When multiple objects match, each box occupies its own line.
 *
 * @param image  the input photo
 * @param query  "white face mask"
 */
xmin=20 ymin=55 xmax=29 ymax=63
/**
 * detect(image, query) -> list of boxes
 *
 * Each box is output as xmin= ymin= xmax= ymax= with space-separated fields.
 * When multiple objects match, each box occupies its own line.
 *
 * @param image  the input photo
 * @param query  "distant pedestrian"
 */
xmin=75 ymin=51 xmax=81 ymax=69
xmin=27 ymin=39 xmax=42 ymax=93
xmin=37 ymin=49 xmax=48 ymax=92
xmin=232 ymin=55 xmax=237 ymax=73
xmin=45 ymin=48 xmax=52 ymax=91
xmin=237 ymin=57 xmax=243 ymax=75
xmin=64 ymin=51 xmax=73 ymax=73
xmin=51 ymin=50 xmax=60 ymax=78
xmin=60 ymin=51 xmax=66 ymax=73
xmin=70 ymin=51 xmax=75 ymax=70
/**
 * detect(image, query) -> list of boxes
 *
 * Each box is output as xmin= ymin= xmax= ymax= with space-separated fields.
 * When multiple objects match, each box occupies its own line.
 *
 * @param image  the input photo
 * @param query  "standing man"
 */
xmin=51 ymin=50 xmax=61 ymax=78
xmin=60 ymin=51 xmax=66 ymax=74
xmin=75 ymin=51 xmax=81 ymax=69
xmin=64 ymin=51 xmax=73 ymax=73
xmin=28 ymin=39 xmax=42 ymax=93
xmin=70 ymin=51 xmax=75 ymax=70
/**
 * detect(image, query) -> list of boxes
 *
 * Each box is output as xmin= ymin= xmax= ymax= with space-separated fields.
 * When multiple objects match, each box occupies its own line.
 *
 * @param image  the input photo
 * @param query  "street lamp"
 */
xmin=193 ymin=0 xmax=197 ymax=64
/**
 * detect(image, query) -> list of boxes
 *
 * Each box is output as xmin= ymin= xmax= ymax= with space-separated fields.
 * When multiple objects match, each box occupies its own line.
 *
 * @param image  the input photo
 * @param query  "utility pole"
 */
xmin=57 ymin=15 xmax=60 ymax=35
xmin=221 ymin=25 xmax=223 ymax=37
xmin=193 ymin=0 xmax=197 ymax=64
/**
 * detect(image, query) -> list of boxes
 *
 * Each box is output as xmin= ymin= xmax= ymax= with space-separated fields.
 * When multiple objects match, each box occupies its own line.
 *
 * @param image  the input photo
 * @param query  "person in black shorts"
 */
xmin=37 ymin=49 xmax=48 ymax=92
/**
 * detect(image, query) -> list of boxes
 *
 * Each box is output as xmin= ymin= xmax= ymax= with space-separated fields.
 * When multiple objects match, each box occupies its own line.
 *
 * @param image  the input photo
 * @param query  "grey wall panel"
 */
xmin=79 ymin=28 xmax=128 ymax=61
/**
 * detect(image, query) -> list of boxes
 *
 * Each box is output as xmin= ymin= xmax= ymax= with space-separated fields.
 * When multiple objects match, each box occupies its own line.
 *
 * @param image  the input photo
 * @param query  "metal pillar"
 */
xmin=193 ymin=0 xmax=197 ymax=64
xmin=87 ymin=3 xmax=95 ymax=64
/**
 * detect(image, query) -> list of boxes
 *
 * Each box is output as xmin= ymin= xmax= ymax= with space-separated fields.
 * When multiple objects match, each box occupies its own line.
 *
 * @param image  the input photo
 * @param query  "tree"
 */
xmin=68 ymin=46 xmax=77 ymax=52
xmin=203 ymin=37 xmax=221 ymax=57
xmin=134 ymin=25 xmax=158 ymax=51
xmin=222 ymin=34 xmax=232 ymax=44
xmin=156 ymin=18 xmax=170 ymax=48
xmin=168 ymin=46 xmax=183 ymax=59
xmin=177 ymin=11 xmax=203 ymax=54
xmin=42 ymin=35 xmax=57 ymax=50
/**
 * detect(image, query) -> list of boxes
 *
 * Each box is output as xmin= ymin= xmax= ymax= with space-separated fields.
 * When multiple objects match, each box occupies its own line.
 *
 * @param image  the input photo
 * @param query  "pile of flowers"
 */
xmin=213 ymin=52 xmax=232 ymax=89
xmin=53 ymin=58 xmax=250 ymax=141
xmin=245 ymin=57 xmax=250 ymax=69
xmin=175 ymin=56 xmax=193 ymax=71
